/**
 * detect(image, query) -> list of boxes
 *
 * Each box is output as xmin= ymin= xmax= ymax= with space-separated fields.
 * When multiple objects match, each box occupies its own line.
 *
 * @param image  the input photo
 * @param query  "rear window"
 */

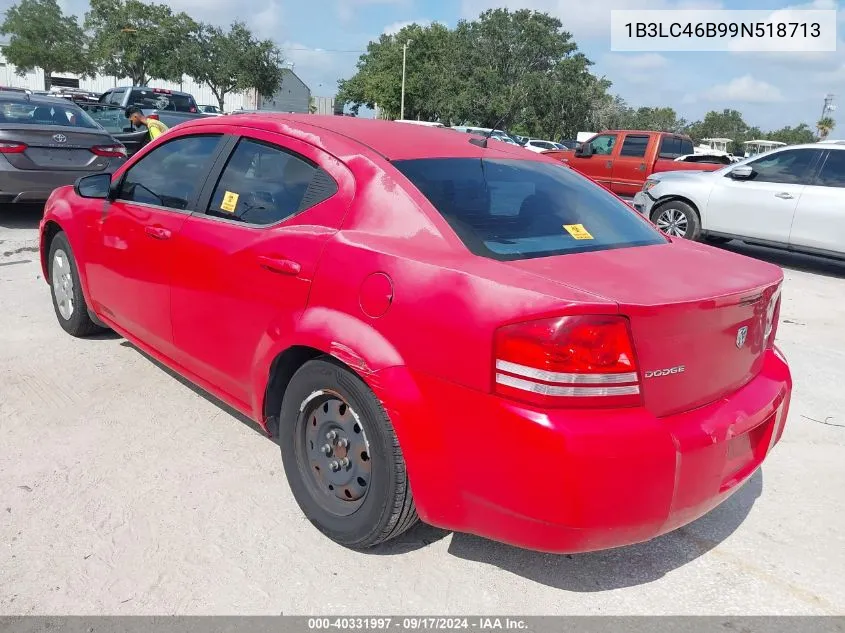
xmin=127 ymin=89 xmax=197 ymax=112
xmin=0 ymin=98 xmax=100 ymax=129
xmin=394 ymin=158 xmax=666 ymax=261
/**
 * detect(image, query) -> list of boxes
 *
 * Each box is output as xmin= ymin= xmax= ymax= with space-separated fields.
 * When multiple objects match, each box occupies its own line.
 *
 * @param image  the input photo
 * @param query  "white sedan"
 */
xmin=631 ymin=142 xmax=845 ymax=259
xmin=523 ymin=139 xmax=561 ymax=152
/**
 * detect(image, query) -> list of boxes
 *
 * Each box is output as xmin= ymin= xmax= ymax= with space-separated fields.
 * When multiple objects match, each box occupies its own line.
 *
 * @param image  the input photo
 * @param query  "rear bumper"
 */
xmin=372 ymin=347 xmax=791 ymax=553
xmin=0 ymin=161 xmax=122 ymax=203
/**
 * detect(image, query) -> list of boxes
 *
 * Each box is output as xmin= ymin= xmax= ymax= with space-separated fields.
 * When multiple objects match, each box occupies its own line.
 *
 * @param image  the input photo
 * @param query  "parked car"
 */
xmin=39 ymin=115 xmax=791 ymax=554
xmin=632 ymin=142 xmax=845 ymax=259
xmin=96 ymin=86 xmax=209 ymax=128
xmin=543 ymin=130 xmax=724 ymax=197
xmin=198 ymin=105 xmax=224 ymax=116
xmin=523 ymin=139 xmax=560 ymax=153
xmin=0 ymin=92 xmax=126 ymax=204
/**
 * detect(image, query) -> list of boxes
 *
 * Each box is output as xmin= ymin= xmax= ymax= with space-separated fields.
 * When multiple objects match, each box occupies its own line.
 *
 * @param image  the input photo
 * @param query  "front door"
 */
xmin=704 ymin=148 xmax=823 ymax=244
xmin=568 ymin=133 xmax=618 ymax=189
xmin=84 ymin=133 xmax=226 ymax=353
xmin=169 ymin=131 xmax=353 ymax=406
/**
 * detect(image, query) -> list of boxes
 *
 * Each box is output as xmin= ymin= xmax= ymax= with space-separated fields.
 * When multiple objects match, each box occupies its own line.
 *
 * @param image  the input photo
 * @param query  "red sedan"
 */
xmin=39 ymin=114 xmax=792 ymax=553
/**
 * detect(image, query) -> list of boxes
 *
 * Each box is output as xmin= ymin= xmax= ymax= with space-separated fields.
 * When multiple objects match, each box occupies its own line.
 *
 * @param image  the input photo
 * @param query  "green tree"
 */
xmin=816 ymin=116 xmax=835 ymax=140
xmin=766 ymin=123 xmax=816 ymax=145
xmin=621 ymin=107 xmax=687 ymax=133
xmin=186 ymin=22 xmax=284 ymax=112
xmin=450 ymin=9 xmax=579 ymax=130
xmin=0 ymin=0 xmax=92 ymax=90
xmin=337 ymin=22 xmax=455 ymax=121
xmin=685 ymin=109 xmax=752 ymax=153
xmin=85 ymin=0 xmax=199 ymax=86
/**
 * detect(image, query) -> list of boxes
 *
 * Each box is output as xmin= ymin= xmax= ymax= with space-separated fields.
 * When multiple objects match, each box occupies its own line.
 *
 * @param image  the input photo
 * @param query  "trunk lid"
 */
xmin=505 ymin=240 xmax=782 ymax=417
xmin=0 ymin=125 xmax=115 ymax=171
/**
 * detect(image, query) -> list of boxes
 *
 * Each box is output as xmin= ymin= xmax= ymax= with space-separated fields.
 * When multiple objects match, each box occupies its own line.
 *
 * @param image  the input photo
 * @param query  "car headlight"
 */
xmin=642 ymin=179 xmax=659 ymax=193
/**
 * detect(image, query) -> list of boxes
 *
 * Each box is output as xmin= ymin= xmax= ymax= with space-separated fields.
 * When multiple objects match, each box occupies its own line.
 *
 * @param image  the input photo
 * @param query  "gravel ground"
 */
xmin=1 ymin=206 xmax=844 ymax=615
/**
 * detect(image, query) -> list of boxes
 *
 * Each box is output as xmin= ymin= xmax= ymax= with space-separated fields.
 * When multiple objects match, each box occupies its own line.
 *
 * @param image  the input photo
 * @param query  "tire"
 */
xmin=279 ymin=358 xmax=418 ymax=549
xmin=48 ymin=232 xmax=103 ymax=338
xmin=651 ymin=200 xmax=701 ymax=240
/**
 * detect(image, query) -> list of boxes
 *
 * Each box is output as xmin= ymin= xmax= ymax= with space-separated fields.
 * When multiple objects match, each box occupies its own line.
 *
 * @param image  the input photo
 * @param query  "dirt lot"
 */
xmin=1 ymin=206 xmax=844 ymax=615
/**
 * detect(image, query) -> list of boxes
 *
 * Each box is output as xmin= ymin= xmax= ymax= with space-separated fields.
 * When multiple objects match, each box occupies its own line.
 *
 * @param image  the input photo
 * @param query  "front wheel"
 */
xmin=48 ymin=232 xmax=104 ymax=338
xmin=279 ymin=358 xmax=418 ymax=549
xmin=651 ymin=200 xmax=701 ymax=240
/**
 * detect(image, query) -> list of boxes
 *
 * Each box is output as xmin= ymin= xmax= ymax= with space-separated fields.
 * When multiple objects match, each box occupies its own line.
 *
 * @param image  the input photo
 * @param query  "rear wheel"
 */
xmin=48 ymin=232 xmax=103 ymax=338
xmin=279 ymin=358 xmax=418 ymax=548
xmin=651 ymin=200 xmax=701 ymax=240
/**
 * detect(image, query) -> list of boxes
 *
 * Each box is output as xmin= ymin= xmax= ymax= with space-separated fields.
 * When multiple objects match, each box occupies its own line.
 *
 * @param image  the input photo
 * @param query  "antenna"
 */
xmin=468 ymin=116 xmax=508 ymax=149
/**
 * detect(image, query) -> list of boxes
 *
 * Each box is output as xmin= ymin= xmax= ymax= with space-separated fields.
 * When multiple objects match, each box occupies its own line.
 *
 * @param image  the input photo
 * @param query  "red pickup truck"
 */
xmin=543 ymin=130 xmax=723 ymax=197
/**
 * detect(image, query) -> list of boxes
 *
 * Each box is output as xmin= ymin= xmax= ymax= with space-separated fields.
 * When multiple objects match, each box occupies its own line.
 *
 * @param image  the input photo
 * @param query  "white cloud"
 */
xmin=336 ymin=0 xmax=409 ymax=23
xmin=460 ymin=0 xmax=723 ymax=39
xmin=604 ymin=52 xmax=669 ymax=70
xmin=383 ymin=19 xmax=433 ymax=35
xmin=700 ymin=75 xmax=785 ymax=103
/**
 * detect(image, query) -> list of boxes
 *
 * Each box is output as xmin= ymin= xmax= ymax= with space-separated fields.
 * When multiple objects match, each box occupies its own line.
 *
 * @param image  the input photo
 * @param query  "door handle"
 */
xmin=144 ymin=225 xmax=172 ymax=240
xmin=638 ymin=163 xmax=646 ymax=171
xmin=605 ymin=160 xmax=613 ymax=168
xmin=774 ymin=192 xmax=794 ymax=200
xmin=258 ymin=255 xmax=301 ymax=276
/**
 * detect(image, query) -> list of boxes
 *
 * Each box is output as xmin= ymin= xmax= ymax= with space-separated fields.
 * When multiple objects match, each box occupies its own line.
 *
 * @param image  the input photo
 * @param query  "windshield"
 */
xmin=394 ymin=158 xmax=666 ymax=261
xmin=127 ymin=89 xmax=197 ymax=112
xmin=0 ymin=98 xmax=101 ymax=129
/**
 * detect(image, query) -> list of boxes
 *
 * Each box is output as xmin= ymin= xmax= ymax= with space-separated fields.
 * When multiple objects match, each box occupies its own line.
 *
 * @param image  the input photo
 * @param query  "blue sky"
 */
xmin=20 ymin=0 xmax=845 ymax=130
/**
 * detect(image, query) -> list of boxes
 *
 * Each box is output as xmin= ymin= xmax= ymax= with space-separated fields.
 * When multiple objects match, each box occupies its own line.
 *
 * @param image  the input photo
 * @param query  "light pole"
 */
xmin=400 ymin=39 xmax=412 ymax=120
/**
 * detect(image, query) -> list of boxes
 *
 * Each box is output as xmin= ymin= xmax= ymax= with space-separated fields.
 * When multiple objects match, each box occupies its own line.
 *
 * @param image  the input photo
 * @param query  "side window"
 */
xmin=588 ymin=134 xmax=617 ymax=156
xmin=205 ymin=138 xmax=338 ymax=226
xmin=747 ymin=149 xmax=821 ymax=185
xmin=119 ymin=135 xmax=222 ymax=210
xmin=108 ymin=89 xmax=125 ymax=106
xmin=678 ymin=138 xmax=695 ymax=155
xmin=815 ymin=151 xmax=845 ymax=188
xmin=98 ymin=90 xmax=111 ymax=104
xmin=620 ymin=134 xmax=649 ymax=157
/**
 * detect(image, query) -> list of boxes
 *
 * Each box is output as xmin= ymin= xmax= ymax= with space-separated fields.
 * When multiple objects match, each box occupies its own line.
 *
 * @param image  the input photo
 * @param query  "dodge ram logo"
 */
xmin=736 ymin=326 xmax=748 ymax=349
xmin=52 ymin=134 xmax=67 ymax=143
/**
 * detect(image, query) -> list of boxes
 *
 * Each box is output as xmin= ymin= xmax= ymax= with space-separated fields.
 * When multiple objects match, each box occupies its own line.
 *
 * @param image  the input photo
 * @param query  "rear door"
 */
xmin=169 ymin=129 xmax=354 ymax=404
xmin=704 ymin=148 xmax=823 ymax=244
xmin=567 ymin=133 xmax=617 ymax=188
xmin=611 ymin=133 xmax=651 ymax=196
xmin=788 ymin=149 xmax=845 ymax=256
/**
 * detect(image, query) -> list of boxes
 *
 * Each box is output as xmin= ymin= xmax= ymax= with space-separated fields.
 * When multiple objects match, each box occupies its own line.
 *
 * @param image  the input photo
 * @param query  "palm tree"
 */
xmin=817 ymin=116 xmax=836 ymax=140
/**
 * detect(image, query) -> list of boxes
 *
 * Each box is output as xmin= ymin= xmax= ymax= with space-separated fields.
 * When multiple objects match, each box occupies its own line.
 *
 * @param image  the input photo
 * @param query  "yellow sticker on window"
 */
xmin=563 ymin=224 xmax=594 ymax=240
xmin=220 ymin=191 xmax=239 ymax=213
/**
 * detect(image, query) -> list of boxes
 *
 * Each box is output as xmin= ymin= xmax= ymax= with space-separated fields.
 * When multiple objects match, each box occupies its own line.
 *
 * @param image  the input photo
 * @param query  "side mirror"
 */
xmin=74 ymin=173 xmax=113 ymax=199
xmin=730 ymin=165 xmax=754 ymax=179
xmin=575 ymin=143 xmax=593 ymax=157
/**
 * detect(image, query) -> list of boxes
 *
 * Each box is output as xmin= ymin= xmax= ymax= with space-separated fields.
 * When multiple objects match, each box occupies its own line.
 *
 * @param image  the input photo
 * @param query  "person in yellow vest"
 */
xmin=125 ymin=106 xmax=169 ymax=142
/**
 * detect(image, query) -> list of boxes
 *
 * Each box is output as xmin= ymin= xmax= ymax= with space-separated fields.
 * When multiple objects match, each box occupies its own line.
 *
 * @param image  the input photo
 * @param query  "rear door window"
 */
xmin=394 ymin=158 xmax=666 ymax=261
xmin=815 ymin=150 xmax=845 ymax=187
xmin=204 ymin=138 xmax=338 ymax=225
xmin=620 ymin=134 xmax=649 ymax=157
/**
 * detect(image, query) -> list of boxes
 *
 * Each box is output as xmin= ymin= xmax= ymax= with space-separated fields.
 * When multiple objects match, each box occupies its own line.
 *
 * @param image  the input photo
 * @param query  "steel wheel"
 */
xmin=655 ymin=208 xmax=689 ymax=237
xmin=295 ymin=389 xmax=372 ymax=517
xmin=51 ymin=248 xmax=75 ymax=320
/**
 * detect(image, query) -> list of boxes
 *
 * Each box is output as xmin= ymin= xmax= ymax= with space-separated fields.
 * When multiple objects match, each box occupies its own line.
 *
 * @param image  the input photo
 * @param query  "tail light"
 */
xmin=91 ymin=144 xmax=127 ymax=158
xmin=764 ymin=285 xmax=782 ymax=348
xmin=0 ymin=141 xmax=27 ymax=154
xmin=494 ymin=315 xmax=642 ymax=409
xmin=152 ymin=88 xmax=172 ymax=94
